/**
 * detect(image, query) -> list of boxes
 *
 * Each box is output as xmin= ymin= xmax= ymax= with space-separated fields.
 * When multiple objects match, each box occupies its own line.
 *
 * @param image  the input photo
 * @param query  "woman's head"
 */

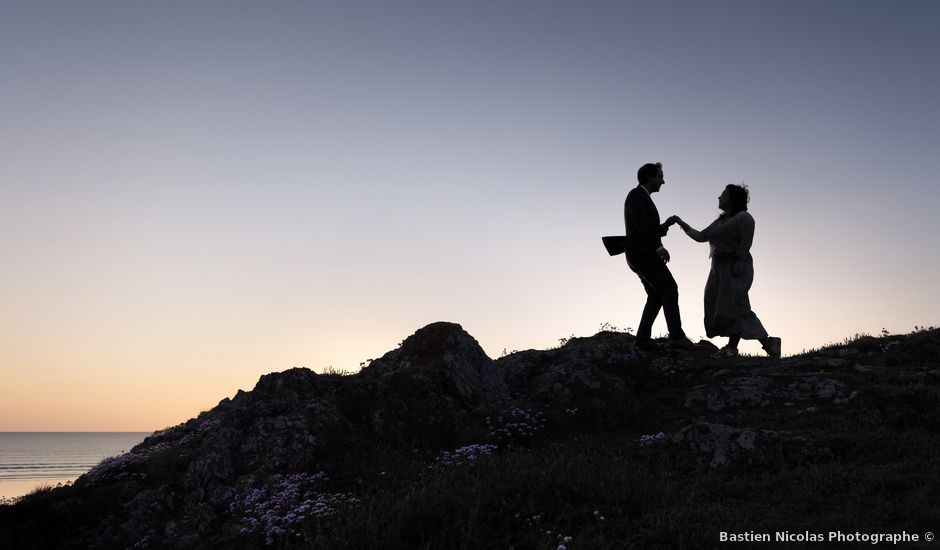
xmin=719 ymin=184 xmax=749 ymax=215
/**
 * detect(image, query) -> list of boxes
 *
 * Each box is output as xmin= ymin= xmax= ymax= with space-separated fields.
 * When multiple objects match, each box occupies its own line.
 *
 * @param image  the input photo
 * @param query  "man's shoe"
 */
xmin=763 ymin=337 xmax=782 ymax=358
xmin=634 ymin=339 xmax=664 ymax=352
xmin=666 ymin=336 xmax=699 ymax=351
xmin=713 ymin=346 xmax=739 ymax=358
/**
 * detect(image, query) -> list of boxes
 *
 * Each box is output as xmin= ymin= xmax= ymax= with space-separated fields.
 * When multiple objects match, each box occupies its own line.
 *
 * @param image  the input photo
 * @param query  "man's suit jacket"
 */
xmin=623 ymin=185 xmax=668 ymax=257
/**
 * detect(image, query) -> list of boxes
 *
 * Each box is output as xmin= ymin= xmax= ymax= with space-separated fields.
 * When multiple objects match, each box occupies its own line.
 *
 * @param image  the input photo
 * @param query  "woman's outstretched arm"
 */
xmin=670 ymin=216 xmax=711 ymax=243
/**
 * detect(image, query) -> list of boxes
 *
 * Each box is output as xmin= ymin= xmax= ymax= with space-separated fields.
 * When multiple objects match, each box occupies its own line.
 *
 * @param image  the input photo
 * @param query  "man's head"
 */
xmin=637 ymin=162 xmax=664 ymax=193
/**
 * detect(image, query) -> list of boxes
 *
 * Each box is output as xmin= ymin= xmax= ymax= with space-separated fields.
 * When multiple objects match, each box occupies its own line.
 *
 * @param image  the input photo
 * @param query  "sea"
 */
xmin=0 ymin=432 xmax=150 ymax=501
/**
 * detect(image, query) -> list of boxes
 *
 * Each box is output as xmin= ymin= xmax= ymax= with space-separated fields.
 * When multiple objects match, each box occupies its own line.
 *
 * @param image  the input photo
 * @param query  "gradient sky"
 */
xmin=2 ymin=1 xmax=938 ymax=431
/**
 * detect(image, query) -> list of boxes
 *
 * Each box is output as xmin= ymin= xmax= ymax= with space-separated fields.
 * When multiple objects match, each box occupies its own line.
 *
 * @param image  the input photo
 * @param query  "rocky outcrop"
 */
xmin=685 ymin=374 xmax=858 ymax=413
xmin=3 ymin=325 xmax=938 ymax=549
xmin=362 ymin=321 xmax=509 ymax=408
xmin=40 ymin=323 xmax=514 ymax=548
xmin=342 ymin=322 xmax=509 ymax=445
xmin=671 ymin=422 xmax=818 ymax=468
xmin=497 ymin=332 xmax=634 ymax=418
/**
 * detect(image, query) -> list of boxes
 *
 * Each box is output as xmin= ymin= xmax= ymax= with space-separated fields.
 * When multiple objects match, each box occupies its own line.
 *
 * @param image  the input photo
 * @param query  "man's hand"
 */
xmin=662 ymin=215 xmax=681 ymax=234
xmin=657 ymin=247 xmax=671 ymax=263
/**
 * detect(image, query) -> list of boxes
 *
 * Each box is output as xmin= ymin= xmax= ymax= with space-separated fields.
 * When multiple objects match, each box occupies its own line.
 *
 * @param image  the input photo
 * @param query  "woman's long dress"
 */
xmin=684 ymin=212 xmax=768 ymax=339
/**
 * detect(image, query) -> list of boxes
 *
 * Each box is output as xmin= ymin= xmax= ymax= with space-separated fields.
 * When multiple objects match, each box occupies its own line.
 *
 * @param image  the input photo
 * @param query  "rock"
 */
xmin=363 ymin=322 xmax=509 ymax=409
xmin=781 ymin=354 xmax=854 ymax=370
xmin=342 ymin=323 xmax=512 ymax=445
xmin=696 ymin=340 xmax=719 ymax=352
xmin=670 ymin=422 xmax=809 ymax=468
xmin=853 ymin=364 xmax=885 ymax=374
xmin=687 ymin=376 xmax=776 ymax=411
xmin=847 ymin=336 xmax=885 ymax=352
xmin=686 ymin=375 xmax=855 ymax=412
xmin=833 ymin=391 xmax=858 ymax=406
xmin=497 ymin=331 xmax=631 ymax=417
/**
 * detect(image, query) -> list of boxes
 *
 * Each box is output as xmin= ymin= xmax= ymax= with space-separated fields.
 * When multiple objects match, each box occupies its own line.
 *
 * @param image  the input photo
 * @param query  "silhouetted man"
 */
xmin=624 ymin=162 xmax=697 ymax=351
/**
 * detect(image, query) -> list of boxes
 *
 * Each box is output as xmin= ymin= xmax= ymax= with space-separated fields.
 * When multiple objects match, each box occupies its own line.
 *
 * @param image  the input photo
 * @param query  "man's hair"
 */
xmin=724 ymin=183 xmax=750 ymax=214
xmin=637 ymin=162 xmax=662 ymax=185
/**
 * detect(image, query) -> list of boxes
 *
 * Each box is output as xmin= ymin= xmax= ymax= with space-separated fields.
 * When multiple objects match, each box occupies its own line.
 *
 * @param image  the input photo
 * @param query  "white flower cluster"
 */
xmin=637 ymin=432 xmax=667 ymax=446
xmin=431 ymin=444 xmax=498 ymax=470
xmin=485 ymin=406 xmax=547 ymax=444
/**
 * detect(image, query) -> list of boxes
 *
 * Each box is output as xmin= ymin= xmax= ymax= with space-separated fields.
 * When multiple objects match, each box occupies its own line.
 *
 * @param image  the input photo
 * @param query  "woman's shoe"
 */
xmin=714 ymin=347 xmax=739 ymax=358
xmin=763 ymin=337 xmax=782 ymax=358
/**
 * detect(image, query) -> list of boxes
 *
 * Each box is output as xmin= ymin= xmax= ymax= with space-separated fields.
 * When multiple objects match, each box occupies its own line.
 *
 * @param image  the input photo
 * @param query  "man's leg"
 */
xmin=632 ymin=255 xmax=686 ymax=340
xmin=636 ymin=278 xmax=662 ymax=341
xmin=658 ymin=269 xmax=685 ymax=340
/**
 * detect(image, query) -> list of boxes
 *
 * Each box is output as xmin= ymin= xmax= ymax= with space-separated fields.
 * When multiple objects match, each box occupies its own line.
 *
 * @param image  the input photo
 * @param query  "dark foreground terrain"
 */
xmin=2 ymin=323 xmax=939 ymax=549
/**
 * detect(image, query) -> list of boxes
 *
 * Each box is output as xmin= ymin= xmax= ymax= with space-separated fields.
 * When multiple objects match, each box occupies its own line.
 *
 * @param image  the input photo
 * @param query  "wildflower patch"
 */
xmin=228 ymin=472 xmax=359 ymax=545
xmin=637 ymin=432 xmax=667 ymax=447
xmin=485 ymin=406 xmax=547 ymax=445
xmin=431 ymin=444 xmax=498 ymax=470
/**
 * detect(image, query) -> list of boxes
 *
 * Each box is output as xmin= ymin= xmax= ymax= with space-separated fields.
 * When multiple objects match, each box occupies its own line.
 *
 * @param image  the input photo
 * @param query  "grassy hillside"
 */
xmin=2 ymin=326 xmax=938 ymax=549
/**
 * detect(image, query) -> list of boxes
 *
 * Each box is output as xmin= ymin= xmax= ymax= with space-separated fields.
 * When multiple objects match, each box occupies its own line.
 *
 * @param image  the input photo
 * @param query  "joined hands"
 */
xmin=666 ymin=215 xmax=684 ymax=228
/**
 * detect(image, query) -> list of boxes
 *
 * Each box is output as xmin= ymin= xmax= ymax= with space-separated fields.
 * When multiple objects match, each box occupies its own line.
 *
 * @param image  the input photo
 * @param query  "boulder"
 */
xmin=363 ymin=322 xmax=509 ymax=408
xmin=671 ymin=422 xmax=811 ymax=468
xmin=686 ymin=374 xmax=856 ymax=412
xmin=497 ymin=332 xmax=632 ymax=418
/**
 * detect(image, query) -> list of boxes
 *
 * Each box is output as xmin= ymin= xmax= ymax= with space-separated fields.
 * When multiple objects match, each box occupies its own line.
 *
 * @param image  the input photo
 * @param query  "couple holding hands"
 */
xmin=605 ymin=162 xmax=781 ymax=358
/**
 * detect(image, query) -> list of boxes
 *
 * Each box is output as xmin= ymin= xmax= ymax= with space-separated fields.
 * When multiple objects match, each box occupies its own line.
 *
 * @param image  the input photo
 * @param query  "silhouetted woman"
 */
xmin=670 ymin=184 xmax=781 ymax=357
